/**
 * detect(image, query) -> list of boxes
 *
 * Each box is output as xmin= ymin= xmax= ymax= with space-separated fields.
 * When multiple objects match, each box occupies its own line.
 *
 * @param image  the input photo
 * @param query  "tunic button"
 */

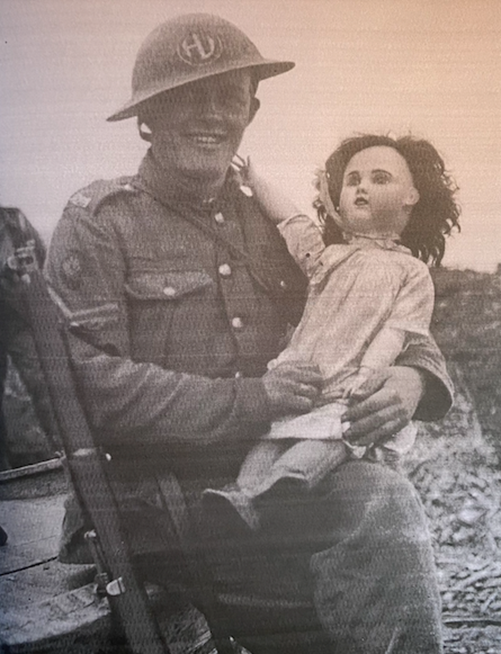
xmin=218 ymin=263 xmax=232 ymax=278
xmin=234 ymin=371 xmax=243 ymax=379
xmin=162 ymin=286 xmax=177 ymax=298
xmin=240 ymin=185 xmax=253 ymax=197
xmin=279 ymin=280 xmax=287 ymax=289
xmin=214 ymin=212 xmax=225 ymax=224
xmin=231 ymin=316 xmax=244 ymax=330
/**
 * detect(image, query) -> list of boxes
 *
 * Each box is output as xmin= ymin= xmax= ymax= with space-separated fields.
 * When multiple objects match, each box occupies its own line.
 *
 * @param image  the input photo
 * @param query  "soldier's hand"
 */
xmin=342 ymin=366 xmax=426 ymax=447
xmin=262 ymin=361 xmax=322 ymax=417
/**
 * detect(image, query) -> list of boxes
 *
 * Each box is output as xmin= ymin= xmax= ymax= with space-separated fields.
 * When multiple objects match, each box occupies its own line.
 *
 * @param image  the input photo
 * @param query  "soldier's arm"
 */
xmin=390 ymin=262 xmax=453 ymax=422
xmin=45 ymin=199 xmax=272 ymax=451
xmin=394 ymin=334 xmax=453 ymax=421
xmin=45 ymin=188 xmax=318 ymax=452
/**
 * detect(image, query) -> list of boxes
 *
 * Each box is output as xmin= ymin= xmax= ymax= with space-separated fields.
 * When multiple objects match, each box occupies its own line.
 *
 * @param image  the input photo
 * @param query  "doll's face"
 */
xmin=337 ymin=146 xmax=419 ymax=237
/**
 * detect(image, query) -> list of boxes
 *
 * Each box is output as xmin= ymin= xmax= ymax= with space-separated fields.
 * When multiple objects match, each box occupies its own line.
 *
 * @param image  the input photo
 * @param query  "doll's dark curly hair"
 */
xmin=315 ymin=134 xmax=461 ymax=266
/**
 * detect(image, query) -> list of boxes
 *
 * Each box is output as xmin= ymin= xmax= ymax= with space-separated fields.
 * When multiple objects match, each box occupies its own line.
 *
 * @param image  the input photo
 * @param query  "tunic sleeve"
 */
xmin=277 ymin=214 xmax=325 ymax=278
xmin=44 ymin=187 xmax=271 ymax=453
xmin=384 ymin=260 xmax=453 ymax=420
xmin=383 ymin=260 xmax=452 ymax=419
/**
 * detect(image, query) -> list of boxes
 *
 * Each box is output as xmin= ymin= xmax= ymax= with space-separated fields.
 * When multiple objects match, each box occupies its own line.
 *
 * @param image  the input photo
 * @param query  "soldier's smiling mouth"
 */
xmin=186 ymin=132 xmax=227 ymax=146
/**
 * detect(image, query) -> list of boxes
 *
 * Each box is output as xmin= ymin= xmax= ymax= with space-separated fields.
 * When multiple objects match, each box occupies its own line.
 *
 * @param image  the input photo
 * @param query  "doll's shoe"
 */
xmin=202 ymin=484 xmax=260 ymax=531
xmin=257 ymin=474 xmax=309 ymax=508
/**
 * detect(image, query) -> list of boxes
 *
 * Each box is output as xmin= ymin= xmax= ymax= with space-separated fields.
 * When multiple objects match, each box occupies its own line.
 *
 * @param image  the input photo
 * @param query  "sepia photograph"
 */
xmin=1 ymin=1 xmax=501 ymax=652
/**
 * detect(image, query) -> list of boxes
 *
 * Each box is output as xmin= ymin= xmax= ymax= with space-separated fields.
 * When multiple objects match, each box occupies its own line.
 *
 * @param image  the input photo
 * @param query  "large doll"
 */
xmin=204 ymin=134 xmax=460 ymax=529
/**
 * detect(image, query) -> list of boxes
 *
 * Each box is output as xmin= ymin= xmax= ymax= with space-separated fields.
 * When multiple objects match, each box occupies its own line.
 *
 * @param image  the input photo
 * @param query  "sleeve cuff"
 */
xmin=412 ymin=361 xmax=454 ymax=421
xmin=236 ymin=377 xmax=272 ymax=427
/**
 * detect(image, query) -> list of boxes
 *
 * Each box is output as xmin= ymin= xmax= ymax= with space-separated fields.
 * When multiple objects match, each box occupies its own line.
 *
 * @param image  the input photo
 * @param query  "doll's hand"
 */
xmin=233 ymin=156 xmax=301 ymax=225
xmin=232 ymin=154 xmax=253 ymax=188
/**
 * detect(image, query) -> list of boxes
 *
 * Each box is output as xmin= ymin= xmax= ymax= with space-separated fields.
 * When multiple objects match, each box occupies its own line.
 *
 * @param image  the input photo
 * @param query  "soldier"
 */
xmin=0 ymin=205 xmax=54 ymax=468
xmin=46 ymin=14 xmax=453 ymax=654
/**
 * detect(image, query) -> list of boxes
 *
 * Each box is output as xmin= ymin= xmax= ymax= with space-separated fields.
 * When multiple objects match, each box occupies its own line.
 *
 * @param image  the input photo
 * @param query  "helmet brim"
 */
xmin=106 ymin=59 xmax=294 ymax=122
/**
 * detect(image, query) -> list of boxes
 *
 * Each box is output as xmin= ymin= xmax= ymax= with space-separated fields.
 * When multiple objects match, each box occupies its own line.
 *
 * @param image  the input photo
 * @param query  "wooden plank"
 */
xmin=0 ymin=582 xmax=111 ymax=648
xmin=0 ymin=495 xmax=66 ymax=573
xmin=0 ymin=458 xmax=63 ymax=482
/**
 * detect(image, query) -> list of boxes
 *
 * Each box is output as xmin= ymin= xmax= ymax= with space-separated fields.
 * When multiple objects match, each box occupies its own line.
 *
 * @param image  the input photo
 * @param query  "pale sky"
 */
xmin=1 ymin=0 xmax=500 ymax=271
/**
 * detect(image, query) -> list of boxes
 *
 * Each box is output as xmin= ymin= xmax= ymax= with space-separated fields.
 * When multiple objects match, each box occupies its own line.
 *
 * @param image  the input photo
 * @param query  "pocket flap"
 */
xmin=125 ymin=270 xmax=213 ymax=300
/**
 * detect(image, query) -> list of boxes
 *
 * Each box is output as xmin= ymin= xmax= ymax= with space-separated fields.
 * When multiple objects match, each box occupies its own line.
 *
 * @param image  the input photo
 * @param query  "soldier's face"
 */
xmin=146 ymin=70 xmax=259 ymax=183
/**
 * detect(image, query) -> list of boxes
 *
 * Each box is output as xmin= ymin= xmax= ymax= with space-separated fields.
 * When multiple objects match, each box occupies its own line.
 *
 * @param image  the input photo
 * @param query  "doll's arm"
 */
xmin=239 ymin=158 xmax=302 ymax=224
xmin=347 ymin=327 xmax=406 ymax=396
xmin=348 ymin=262 xmax=434 ymax=397
xmin=238 ymin=158 xmax=325 ymax=275
xmin=360 ymin=326 xmax=406 ymax=370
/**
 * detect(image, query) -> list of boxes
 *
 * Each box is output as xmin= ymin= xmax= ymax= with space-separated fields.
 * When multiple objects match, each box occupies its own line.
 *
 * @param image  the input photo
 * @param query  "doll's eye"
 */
xmin=372 ymin=171 xmax=392 ymax=184
xmin=344 ymin=172 xmax=360 ymax=186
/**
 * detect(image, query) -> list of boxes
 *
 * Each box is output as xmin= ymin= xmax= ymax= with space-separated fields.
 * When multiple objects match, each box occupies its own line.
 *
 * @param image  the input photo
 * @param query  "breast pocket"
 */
xmin=124 ymin=269 xmax=214 ymax=364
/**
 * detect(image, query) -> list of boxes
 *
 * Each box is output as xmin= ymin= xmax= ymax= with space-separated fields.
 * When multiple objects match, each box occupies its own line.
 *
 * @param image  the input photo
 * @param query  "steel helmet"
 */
xmin=107 ymin=13 xmax=295 ymax=122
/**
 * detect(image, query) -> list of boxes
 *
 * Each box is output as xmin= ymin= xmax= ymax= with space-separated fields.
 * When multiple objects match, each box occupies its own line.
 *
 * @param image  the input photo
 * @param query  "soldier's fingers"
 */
xmin=344 ymin=410 xmax=407 ymax=447
xmin=344 ymin=405 xmax=397 ymax=441
xmin=293 ymin=382 xmax=320 ymax=399
xmin=286 ymin=366 xmax=323 ymax=385
xmin=344 ymin=386 xmax=403 ymax=424
xmin=285 ymin=395 xmax=315 ymax=413
xmin=348 ymin=369 xmax=387 ymax=402
xmin=348 ymin=417 xmax=404 ymax=448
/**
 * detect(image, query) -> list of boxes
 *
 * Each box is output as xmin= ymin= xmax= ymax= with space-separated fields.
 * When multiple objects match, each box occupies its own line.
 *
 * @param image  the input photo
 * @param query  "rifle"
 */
xmin=12 ymin=243 xmax=169 ymax=654
xmin=12 ymin=243 xmax=247 ymax=654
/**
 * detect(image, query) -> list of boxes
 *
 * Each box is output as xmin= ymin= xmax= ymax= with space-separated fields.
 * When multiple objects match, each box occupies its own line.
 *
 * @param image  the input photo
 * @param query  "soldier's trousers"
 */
xmin=133 ymin=460 xmax=443 ymax=654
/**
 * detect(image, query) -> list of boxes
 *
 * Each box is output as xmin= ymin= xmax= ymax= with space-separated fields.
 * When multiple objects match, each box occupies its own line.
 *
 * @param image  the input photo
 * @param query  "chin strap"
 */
xmin=138 ymin=119 xmax=152 ymax=142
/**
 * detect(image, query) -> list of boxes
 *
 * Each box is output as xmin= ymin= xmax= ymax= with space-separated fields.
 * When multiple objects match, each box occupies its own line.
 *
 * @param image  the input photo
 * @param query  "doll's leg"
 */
xmin=202 ymin=440 xmax=291 ymax=530
xmin=259 ymin=439 xmax=350 ymax=495
xmin=237 ymin=440 xmax=292 ymax=491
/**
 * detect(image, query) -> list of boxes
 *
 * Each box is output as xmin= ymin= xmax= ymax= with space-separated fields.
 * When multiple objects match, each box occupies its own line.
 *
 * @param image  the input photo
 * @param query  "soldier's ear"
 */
xmin=248 ymin=97 xmax=260 ymax=124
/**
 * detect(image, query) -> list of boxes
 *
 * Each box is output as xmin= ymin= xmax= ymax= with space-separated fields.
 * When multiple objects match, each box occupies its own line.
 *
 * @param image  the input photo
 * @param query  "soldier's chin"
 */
xmin=185 ymin=154 xmax=233 ymax=181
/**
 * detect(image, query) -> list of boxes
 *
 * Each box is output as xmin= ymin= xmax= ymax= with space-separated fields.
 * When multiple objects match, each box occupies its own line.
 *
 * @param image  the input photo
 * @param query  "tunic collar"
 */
xmin=135 ymin=149 xmax=237 ymax=215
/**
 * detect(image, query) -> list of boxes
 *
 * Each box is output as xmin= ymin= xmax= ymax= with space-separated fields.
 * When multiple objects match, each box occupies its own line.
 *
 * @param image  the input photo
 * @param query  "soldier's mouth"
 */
xmin=354 ymin=197 xmax=369 ymax=206
xmin=188 ymin=132 xmax=227 ymax=145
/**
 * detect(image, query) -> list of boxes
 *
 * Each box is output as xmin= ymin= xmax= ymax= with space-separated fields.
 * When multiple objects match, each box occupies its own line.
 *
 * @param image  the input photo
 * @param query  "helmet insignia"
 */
xmin=177 ymin=31 xmax=222 ymax=66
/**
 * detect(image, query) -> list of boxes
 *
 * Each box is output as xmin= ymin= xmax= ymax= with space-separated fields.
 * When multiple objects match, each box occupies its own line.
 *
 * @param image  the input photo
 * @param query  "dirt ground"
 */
xmin=405 ymin=364 xmax=501 ymax=654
